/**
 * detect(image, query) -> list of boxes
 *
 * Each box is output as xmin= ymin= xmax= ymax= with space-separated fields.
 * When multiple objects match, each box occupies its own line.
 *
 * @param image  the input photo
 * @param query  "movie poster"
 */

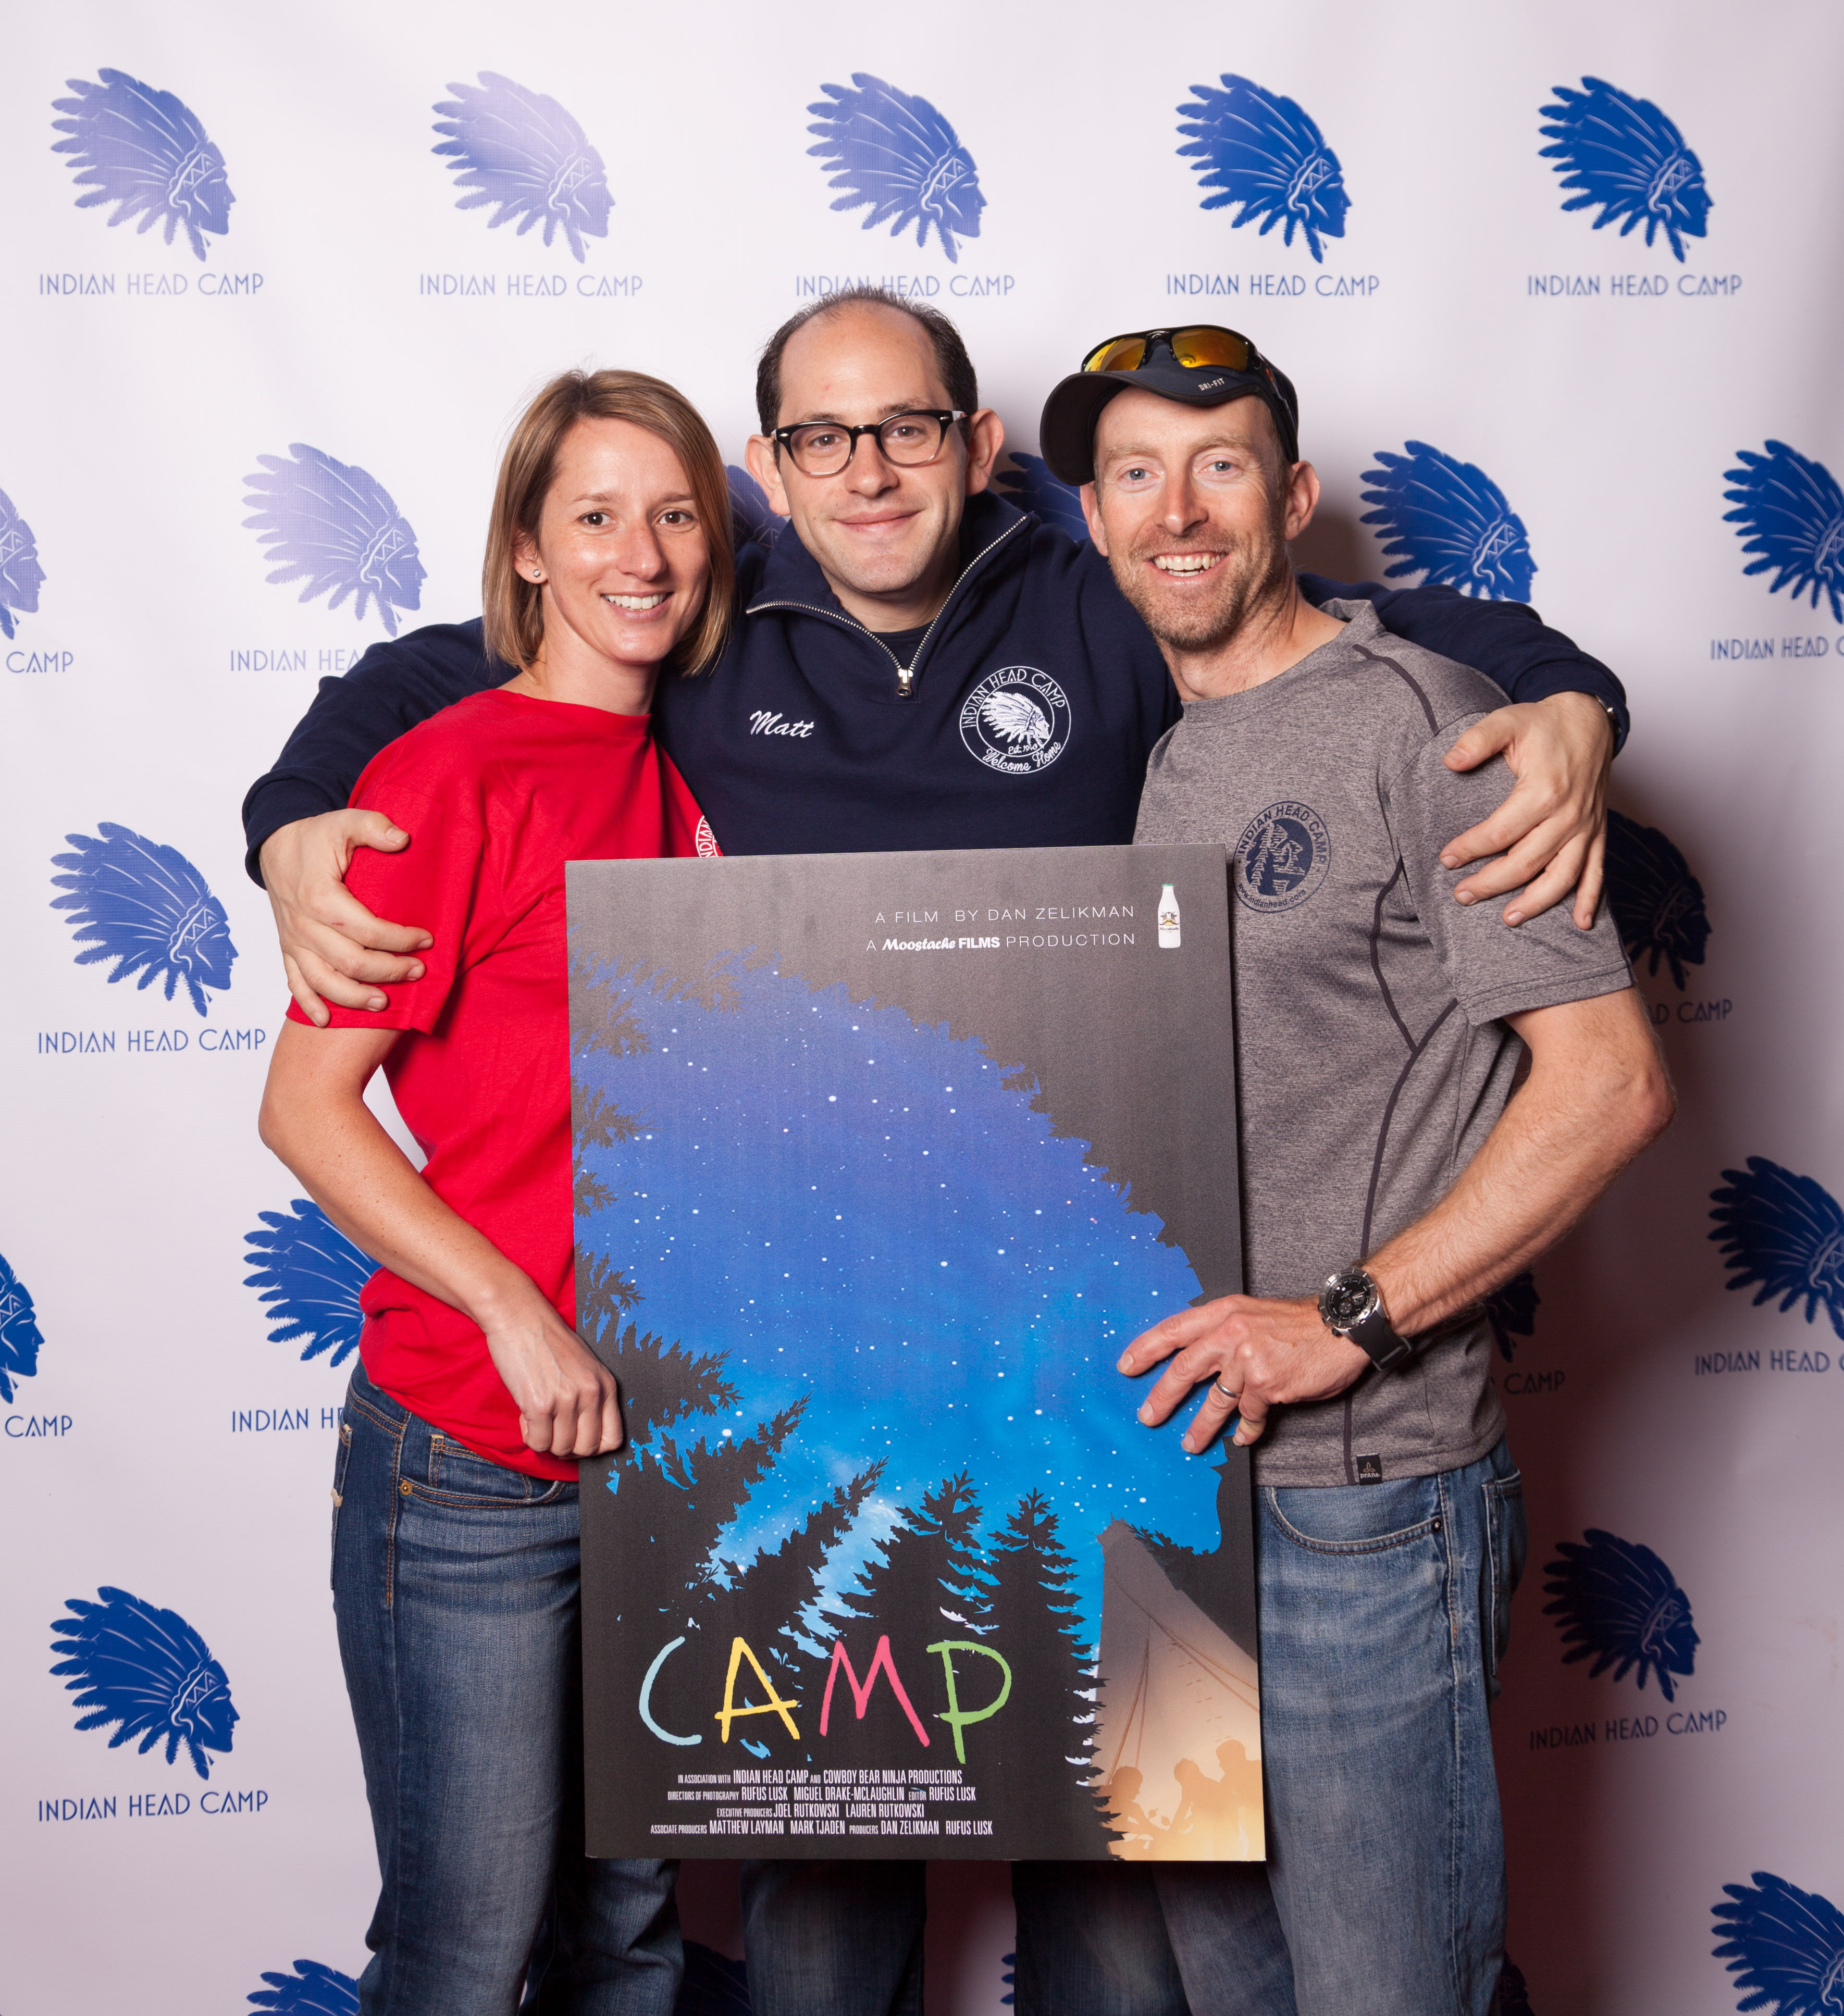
xmin=569 ymin=844 xmax=1258 ymax=1861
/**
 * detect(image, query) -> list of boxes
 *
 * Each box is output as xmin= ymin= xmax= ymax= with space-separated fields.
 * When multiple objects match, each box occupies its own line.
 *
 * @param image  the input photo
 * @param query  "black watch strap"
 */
xmin=1345 ymin=1303 xmax=1415 ymax=1371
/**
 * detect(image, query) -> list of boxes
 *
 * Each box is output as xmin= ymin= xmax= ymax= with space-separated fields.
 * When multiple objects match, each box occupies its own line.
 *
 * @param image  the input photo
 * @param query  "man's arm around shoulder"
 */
xmin=243 ymin=620 xmax=501 ymax=1023
xmin=1299 ymin=573 xmax=1628 ymax=746
xmin=1300 ymin=573 xmax=1625 ymax=929
xmin=242 ymin=620 xmax=499 ymax=880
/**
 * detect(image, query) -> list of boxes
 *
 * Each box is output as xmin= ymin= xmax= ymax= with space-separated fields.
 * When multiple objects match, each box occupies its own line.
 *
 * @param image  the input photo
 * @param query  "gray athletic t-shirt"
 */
xmin=1134 ymin=600 xmax=1631 ymax=1487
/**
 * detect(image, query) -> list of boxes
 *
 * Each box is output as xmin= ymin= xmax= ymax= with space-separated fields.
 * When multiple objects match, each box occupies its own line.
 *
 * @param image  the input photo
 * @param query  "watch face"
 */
xmin=1321 ymin=1269 xmax=1377 ymax=1329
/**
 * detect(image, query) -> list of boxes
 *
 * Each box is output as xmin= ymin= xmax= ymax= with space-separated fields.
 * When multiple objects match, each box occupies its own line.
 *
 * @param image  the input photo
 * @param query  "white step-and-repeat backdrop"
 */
xmin=3 ymin=4 xmax=1840 ymax=2011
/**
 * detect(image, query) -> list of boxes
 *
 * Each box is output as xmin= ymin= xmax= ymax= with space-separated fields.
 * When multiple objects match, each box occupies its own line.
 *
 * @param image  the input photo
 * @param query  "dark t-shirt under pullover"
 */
xmin=1133 ymin=601 xmax=1632 ymax=1487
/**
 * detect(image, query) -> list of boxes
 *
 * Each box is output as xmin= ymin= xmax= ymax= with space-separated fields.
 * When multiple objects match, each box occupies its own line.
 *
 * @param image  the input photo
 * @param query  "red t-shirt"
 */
xmin=286 ymin=689 xmax=716 ymax=1478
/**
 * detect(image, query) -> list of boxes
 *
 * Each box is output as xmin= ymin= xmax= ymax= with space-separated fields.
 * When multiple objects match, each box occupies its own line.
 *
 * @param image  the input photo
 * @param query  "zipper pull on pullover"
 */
xmin=744 ymin=511 xmax=1032 ymax=705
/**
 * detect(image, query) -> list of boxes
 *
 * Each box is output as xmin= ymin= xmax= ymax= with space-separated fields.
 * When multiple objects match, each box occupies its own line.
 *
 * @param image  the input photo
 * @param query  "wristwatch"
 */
xmin=1318 ymin=1266 xmax=1414 ymax=1371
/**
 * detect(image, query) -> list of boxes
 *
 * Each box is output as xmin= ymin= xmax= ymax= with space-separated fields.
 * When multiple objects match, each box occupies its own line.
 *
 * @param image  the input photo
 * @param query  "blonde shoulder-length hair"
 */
xmin=481 ymin=368 xmax=734 ymax=677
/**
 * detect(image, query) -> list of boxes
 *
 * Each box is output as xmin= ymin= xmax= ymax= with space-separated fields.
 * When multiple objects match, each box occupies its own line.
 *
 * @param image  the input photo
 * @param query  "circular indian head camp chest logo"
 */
xmin=960 ymin=666 xmax=1070 ymax=774
xmin=1235 ymin=801 xmax=1331 ymax=912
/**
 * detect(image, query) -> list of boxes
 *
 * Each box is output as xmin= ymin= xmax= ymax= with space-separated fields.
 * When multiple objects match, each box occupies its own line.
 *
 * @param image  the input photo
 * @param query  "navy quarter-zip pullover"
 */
xmin=242 ymin=493 xmax=1627 ymax=873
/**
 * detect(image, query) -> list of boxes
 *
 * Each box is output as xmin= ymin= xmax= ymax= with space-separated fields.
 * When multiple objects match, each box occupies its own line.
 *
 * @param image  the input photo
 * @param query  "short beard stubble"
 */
xmin=1105 ymin=488 xmax=1293 ymax=655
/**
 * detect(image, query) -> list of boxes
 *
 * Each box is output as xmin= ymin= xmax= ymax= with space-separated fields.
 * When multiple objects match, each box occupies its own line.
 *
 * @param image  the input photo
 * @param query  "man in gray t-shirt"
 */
xmin=1135 ymin=594 xmax=1631 ymax=1486
xmin=1029 ymin=330 xmax=1673 ymax=2015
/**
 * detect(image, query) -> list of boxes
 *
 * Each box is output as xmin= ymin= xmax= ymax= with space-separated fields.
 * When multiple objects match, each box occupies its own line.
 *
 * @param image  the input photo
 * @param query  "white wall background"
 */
xmin=3 ymin=4 xmax=1841 ymax=2011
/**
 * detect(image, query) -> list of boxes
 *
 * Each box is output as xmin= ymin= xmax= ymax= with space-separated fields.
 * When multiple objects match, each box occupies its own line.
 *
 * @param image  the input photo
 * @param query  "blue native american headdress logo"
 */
xmin=1360 ymin=442 xmax=1537 ymax=601
xmin=1486 ymin=1272 xmax=1539 ymax=1364
xmin=50 ymin=1586 xmax=238 ymax=1779
xmin=243 ymin=445 xmax=425 ymax=638
xmin=1606 ymin=811 xmax=1710 ymax=991
xmin=1176 ymin=74 xmax=1351 ymax=265
xmin=0 ymin=488 xmax=46 ymax=641
xmin=51 ymin=824 xmax=236 ymax=1016
xmin=51 ymin=69 xmax=234 ymax=261
xmin=244 ymin=1200 xmax=373 ymax=1367
xmin=1710 ymin=1158 xmax=1844 ymax=1340
xmin=1722 ymin=442 xmax=1844 ymax=625
xmin=1542 ymin=1528 xmax=1698 ymax=1701
xmin=1539 ymin=77 xmax=1711 ymax=264
xmin=431 ymin=72 xmax=613 ymax=263
xmin=246 ymin=1959 xmax=361 ymax=2015
xmin=996 ymin=454 xmax=1090 ymax=545
xmin=0 ymin=1247 xmax=45 ymax=1404
xmin=1713 ymin=1872 xmax=1844 ymax=2016
xmin=806 ymin=74 xmax=986 ymax=263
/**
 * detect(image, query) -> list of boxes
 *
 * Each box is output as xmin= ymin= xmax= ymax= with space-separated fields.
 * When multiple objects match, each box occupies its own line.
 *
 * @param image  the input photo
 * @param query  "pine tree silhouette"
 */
xmin=570 ymin=954 xmax=654 ymax=1062
xmin=578 ymin=1245 xmax=878 ymax=1769
xmin=574 ymin=1246 xmax=813 ymax=1645
xmin=684 ymin=1463 xmax=889 ymax=1754
xmin=577 ymin=1256 xmax=740 ymax=1447
xmin=570 ymin=948 xmax=921 ymax=1783
xmin=818 ymin=1471 xmax=988 ymax=1768
xmin=572 ymin=1085 xmax=647 ymax=1216
xmin=714 ymin=1463 xmax=888 ymax=1685
xmin=602 ymin=1391 xmax=812 ymax=1649
xmin=575 ymin=1251 xmax=643 ymax=1350
xmin=985 ymin=1491 xmax=1109 ymax=1853
xmin=826 ymin=1471 xmax=987 ymax=1637
xmin=568 ymin=946 xmax=741 ymax=1060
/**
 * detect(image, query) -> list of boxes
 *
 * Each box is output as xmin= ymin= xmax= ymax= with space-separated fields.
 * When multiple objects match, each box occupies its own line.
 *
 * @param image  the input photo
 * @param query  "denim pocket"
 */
xmin=329 ymin=1412 xmax=355 ymax=1584
xmin=1481 ymin=1469 xmax=1527 ymax=1694
xmin=417 ymin=1434 xmax=568 ymax=1508
xmin=1262 ymin=1475 xmax=1443 ymax=1556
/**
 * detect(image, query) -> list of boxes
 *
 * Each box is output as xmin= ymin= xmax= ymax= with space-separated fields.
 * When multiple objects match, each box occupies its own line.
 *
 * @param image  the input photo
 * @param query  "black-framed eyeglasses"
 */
xmin=772 ymin=409 xmax=967 ymax=478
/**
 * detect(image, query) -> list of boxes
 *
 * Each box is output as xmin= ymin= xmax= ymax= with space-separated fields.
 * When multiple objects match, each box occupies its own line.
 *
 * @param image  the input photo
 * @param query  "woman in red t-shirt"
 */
xmin=257 ymin=370 xmax=728 ymax=2016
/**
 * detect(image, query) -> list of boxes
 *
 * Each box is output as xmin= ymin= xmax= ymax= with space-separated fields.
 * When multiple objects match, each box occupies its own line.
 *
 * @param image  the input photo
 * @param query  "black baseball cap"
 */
xmin=1038 ymin=326 xmax=1300 ymax=486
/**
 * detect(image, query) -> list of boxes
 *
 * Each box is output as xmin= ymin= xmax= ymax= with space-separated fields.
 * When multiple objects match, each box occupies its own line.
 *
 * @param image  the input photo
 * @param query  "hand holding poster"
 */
xmin=568 ymin=844 xmax=1259 ymax=1861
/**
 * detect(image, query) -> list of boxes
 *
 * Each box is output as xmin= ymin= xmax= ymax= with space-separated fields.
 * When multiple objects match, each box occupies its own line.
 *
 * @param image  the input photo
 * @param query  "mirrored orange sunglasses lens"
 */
xmin=1168 ymin=329 xmax=1253 ymax=370
xmin=1082 ymin=337 xmax=1149 ymax=374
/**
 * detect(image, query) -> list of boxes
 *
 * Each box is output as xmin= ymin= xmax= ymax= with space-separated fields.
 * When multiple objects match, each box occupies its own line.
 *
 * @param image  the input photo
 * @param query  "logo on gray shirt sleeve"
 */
xmin=1234 ymin=801 xmax=1330 ymax=912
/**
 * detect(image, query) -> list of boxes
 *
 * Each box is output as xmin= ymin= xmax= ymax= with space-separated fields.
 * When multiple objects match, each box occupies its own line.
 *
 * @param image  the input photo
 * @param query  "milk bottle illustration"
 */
xmin=1158 ymin=883 xmax=1181 ymax=949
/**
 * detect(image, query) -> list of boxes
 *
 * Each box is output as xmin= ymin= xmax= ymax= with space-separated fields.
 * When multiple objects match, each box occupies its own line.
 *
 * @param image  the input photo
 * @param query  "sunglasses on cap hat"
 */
xmin=1037 ymin=326 xmax=1301 ymax=486
xmin=1081 ymin=325 xmax=1273 ymax=378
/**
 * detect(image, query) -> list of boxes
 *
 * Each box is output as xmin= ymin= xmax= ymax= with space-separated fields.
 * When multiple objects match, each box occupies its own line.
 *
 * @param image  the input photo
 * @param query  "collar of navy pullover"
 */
xmin=740 ymin=490 xmax=1034 ymax=696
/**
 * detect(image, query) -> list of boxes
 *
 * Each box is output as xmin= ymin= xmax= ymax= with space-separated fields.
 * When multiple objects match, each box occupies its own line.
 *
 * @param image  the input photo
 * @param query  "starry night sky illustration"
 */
xmin=575 ymin=955 xmax=1219 ymax=1651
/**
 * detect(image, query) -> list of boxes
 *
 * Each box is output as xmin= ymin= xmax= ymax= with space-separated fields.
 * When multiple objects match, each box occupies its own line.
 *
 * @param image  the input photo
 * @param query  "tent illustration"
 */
xmin=1094 ymin=1521 xmax=1263 ymax=1860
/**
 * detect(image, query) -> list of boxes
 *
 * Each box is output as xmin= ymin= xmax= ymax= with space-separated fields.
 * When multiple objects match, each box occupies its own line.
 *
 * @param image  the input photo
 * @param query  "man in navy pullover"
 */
xmin=243 ymin=293 xmax=1627 ymax=2016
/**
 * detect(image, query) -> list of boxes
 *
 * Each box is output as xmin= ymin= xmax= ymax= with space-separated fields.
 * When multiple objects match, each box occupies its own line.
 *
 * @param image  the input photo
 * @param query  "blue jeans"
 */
xmin=750 ymin=1442 xmax=1525 ymax=2016
xmin=332 ymin=1362 xmax=682 ymax=2016
xmin=1020 ymin=1439 xmax=1529 ymax=2016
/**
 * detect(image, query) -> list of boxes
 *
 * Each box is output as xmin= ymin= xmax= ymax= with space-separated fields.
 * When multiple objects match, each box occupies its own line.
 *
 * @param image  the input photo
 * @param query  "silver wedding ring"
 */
xmin=1213 ymin=1379 xmax=1240 ymax=1403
